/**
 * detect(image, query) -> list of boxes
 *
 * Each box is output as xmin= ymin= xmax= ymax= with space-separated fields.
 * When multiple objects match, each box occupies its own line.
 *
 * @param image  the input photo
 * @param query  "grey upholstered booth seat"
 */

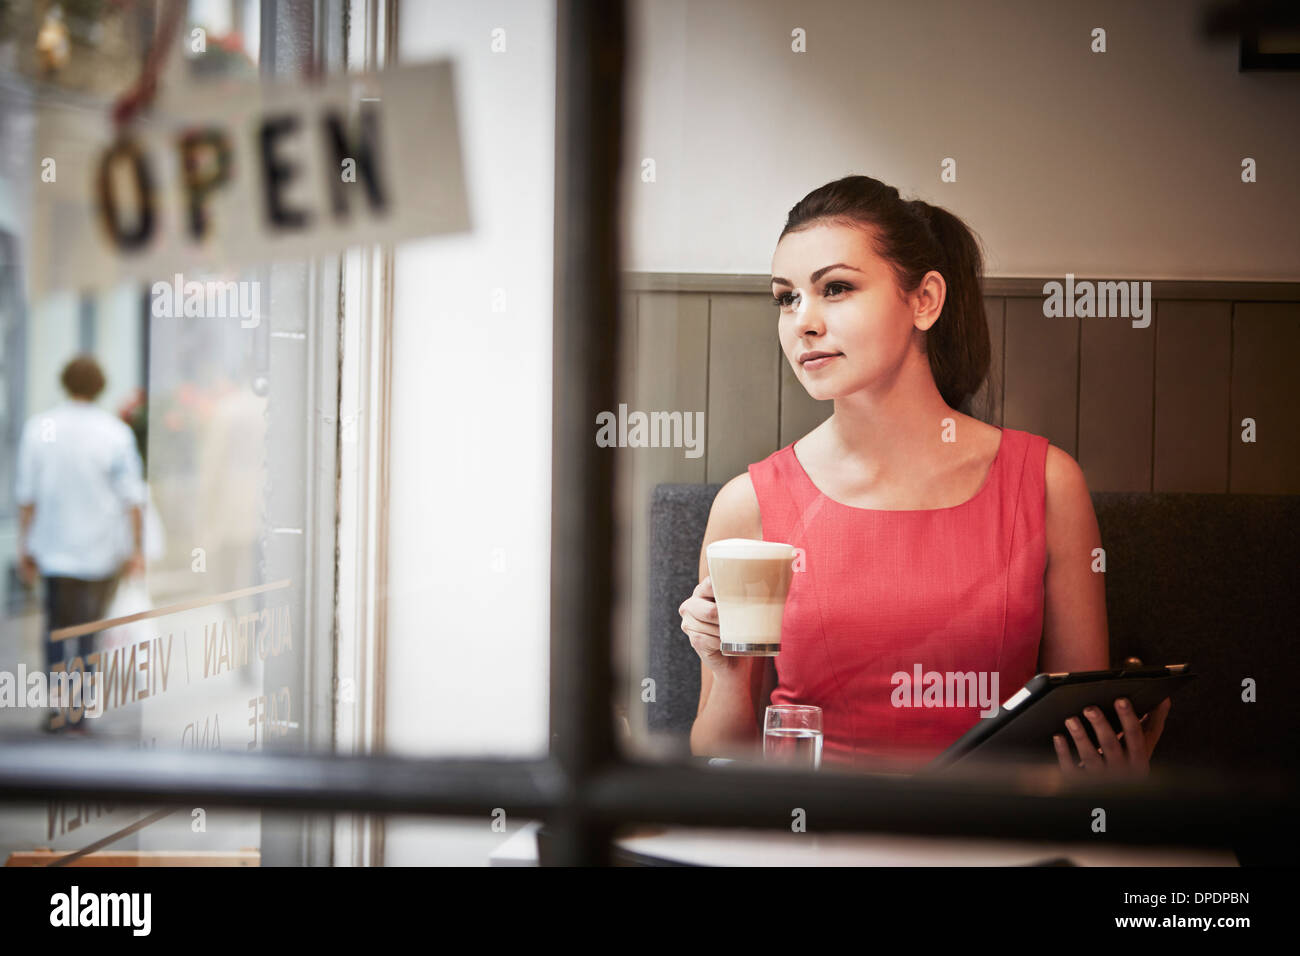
xmin=647 ymin=483 xmax=1300 ymax=772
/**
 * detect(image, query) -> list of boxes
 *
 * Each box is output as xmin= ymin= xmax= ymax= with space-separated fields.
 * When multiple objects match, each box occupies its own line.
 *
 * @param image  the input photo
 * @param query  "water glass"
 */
xmin=763 ymin=704 xmax=823 ymax=770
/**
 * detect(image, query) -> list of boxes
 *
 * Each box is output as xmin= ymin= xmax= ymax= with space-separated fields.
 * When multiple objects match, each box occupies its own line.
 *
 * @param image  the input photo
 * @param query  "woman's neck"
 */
xmin=824 ymin=357 xmax=960 ymax=472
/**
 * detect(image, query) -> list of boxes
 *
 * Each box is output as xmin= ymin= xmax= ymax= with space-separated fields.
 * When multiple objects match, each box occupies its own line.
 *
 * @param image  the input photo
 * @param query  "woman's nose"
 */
xmin=792 ymin=294 xmax=824 ymax=334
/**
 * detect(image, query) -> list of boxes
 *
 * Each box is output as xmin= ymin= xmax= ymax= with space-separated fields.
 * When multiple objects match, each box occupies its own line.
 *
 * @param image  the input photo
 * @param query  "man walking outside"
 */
xmin=14 ymin=355 xmax=146 ymax=730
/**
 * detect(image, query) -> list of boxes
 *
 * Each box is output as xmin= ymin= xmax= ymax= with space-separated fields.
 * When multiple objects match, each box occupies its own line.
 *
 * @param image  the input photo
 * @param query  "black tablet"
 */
xmin=930 ymin=664 xmax=1195 ymax=769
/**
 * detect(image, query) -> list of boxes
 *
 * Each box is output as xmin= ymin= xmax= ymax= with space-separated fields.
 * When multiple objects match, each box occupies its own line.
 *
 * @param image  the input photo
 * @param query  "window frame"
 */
xmin=0 ymin=0 xmax=1292 ymax=867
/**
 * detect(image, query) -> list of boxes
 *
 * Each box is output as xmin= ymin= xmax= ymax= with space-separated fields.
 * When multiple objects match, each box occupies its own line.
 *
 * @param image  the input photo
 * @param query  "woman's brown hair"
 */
xmin=778 ymin=175 xmax=990 ymax=412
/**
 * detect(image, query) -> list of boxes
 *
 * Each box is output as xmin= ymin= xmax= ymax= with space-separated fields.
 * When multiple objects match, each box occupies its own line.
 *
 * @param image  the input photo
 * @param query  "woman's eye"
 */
xmin=772 ymin=283 xmax=850 ymax=310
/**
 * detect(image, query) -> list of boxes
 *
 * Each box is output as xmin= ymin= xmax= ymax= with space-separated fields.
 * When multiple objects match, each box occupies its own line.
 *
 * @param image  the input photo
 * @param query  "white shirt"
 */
xmin=14 ymin=399 xmax=147 ymax=579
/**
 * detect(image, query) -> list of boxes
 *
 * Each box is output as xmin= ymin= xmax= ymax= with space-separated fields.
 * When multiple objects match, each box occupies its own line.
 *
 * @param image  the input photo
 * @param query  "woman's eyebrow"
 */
xmin=770 ymin=263 xmax=864 ymax=287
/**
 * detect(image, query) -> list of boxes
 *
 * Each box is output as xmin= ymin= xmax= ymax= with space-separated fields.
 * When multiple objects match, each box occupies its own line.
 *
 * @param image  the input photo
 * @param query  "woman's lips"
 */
xmin=801 ymin=354 xmax=840 ymax=370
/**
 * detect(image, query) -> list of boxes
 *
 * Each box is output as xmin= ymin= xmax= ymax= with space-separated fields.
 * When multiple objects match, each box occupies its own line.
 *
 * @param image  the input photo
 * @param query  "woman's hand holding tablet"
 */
xmin=1052 ymin=696 xmax=1172 ymax=776
xmin=931 ymin=665 xmax=1191 ymax=771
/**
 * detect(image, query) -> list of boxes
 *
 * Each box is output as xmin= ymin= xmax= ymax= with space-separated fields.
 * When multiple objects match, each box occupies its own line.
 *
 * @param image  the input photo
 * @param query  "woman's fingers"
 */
xmin=698 ymin=596 xmax=718 ymax=623
xmin=1113 ymin=697 xmax=1146 ymax=769
xmin=681 ymin=620 xmax=719 ymax=643
xmin=1055 ymin=700 xmax=1172 ymax=779
xmin=679 ymin=606 xmax=719 ymax=636
xmin=1054 ymin=699 xmax=1171 ymax=779
xmin=678 ymin=584 xmax=719 ymax=638
xmin=686 ymin=630 xmax=721 ymax=657
xmin=1064 ymin=717 xmax=1104 ymax=771
xmin=682 ymin=576 xmax=725 ymax=664
xmin=694 ymin=581 xmax=718 ymax=621
xmin=1083 ymin=706 xmax=1125 ymax=768
xmin=681 ymin=580 xmax=721 ymax=657
xmin=1052 ymin=733 xmax=1079 ymax=774
xmin=1140 ymin=697 xmax=1171 ymax=757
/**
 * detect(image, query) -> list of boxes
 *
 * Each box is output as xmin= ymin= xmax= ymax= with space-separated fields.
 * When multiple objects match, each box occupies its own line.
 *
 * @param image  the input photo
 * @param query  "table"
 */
xmin=489 ymin=821 xmax=1238 ymax=866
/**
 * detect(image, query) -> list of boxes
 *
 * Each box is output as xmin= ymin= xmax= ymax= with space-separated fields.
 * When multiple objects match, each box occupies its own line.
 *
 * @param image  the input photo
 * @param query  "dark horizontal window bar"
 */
xmin=581 ymin=763 xmax=1295 ymax=848
xmin=0 ymin=741 xmax=1291 ymax=851
xmin=0 ymin=742 xmax=564 ymax=818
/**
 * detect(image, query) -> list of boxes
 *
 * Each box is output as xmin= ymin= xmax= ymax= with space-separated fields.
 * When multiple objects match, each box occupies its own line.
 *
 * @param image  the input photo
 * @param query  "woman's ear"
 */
xmin=911 ymin=270 xmax=946 ymax=332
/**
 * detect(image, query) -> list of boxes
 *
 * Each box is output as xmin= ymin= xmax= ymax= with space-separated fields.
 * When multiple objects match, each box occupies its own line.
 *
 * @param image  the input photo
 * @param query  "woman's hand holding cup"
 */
xmin=679 ymin=576 xmax=745 ymax=677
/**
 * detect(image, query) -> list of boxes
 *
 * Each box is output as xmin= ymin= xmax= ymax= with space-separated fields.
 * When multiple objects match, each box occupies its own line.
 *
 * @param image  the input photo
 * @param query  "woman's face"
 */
xmin=771 ymin=222 xmax=941 ymax=403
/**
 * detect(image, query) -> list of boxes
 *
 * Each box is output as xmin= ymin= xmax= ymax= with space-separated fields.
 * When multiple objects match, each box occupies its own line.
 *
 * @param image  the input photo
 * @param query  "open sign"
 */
xmin=31 ymin=60 xmax=469 ymax=296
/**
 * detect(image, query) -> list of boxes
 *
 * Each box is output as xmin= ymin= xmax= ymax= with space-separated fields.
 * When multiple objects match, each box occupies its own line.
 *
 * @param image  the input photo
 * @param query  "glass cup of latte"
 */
xmin=704 ymin=538 xmax=796 ymax=656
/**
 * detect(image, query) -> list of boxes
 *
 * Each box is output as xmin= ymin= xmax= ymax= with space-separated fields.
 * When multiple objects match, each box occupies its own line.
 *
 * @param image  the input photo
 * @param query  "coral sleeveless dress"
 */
xmin=746 ymin=426 xmax=1049 ymax=770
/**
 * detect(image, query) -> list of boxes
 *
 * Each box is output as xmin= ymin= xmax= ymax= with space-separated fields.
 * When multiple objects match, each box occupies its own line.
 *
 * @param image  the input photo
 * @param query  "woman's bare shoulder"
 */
xmin=1043 ymin=443 xmax=1093 ymax=513
xmin=704 ymin=472 xmax=763 ymax=542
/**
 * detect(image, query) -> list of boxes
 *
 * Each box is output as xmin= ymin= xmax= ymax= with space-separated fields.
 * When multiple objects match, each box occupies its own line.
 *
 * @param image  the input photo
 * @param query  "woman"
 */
xmin=678 ymin=175 xmax=1169 ymax=775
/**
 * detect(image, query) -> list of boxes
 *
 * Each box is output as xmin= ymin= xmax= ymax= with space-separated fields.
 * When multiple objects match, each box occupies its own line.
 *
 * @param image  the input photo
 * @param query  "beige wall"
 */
xmin=624 ymin=0 xmax=1300 ymax=281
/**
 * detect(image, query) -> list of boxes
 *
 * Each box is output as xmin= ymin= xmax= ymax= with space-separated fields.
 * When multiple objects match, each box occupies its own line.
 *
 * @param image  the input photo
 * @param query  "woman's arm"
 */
xmin=1038 ymin=444 xmax=1172 ymax=773
xmin=687 ymin=473 xmax=771 ymax=757
xmin=1038 ymin=444 xmax=1109 ymax=672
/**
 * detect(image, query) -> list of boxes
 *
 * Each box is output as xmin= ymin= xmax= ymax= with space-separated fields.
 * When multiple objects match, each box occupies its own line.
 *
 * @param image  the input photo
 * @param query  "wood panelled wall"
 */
xmin=614 ymin=276 xmax=1299 ymax=736
xmin=619 ymin=281 xmax=1300 ymax=494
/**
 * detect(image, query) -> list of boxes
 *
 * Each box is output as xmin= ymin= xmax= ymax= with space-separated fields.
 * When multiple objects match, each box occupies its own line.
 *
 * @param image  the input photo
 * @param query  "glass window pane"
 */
xmin=0 ymin=0 xmax=558 ymax=867
xmin=612 ymin=0 xmax=1294 ymax=812
xmin=382 ymin=0 xmax=554 ymax=760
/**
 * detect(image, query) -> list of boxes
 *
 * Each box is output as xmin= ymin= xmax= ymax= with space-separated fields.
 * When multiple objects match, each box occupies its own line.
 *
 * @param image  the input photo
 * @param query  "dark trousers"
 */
xmin=42 ymin=574 xmax=118 ymax=671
